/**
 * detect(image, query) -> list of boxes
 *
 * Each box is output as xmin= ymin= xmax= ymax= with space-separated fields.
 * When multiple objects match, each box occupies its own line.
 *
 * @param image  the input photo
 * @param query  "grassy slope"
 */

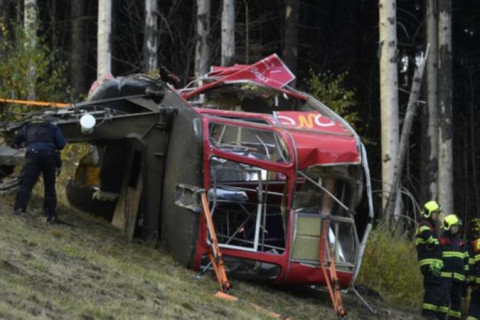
xmin=0 ymin=190 xmax=423 ymax=320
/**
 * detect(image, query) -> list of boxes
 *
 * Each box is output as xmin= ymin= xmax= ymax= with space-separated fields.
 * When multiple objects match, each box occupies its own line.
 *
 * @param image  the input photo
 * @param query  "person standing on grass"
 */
xmin=437 ymin=214 xmax=470 ymax=320
xmin=415 ymin=200 xmax=444 ymax=319
xmin=13 ymin=115 xmax=65 ymax=223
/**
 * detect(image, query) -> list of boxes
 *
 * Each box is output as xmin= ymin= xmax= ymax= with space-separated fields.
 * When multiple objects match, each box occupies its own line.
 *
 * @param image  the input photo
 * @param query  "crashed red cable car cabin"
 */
xmin=0 ymin=55 xmax=373 ymax=317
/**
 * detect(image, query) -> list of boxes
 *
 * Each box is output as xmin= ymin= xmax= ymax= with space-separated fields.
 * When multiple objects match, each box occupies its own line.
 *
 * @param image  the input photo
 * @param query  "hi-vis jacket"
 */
xmin=439 ymin=234 xmax=469 ymax=282
xmin=415 ymin=219 xmax=442 ymax=273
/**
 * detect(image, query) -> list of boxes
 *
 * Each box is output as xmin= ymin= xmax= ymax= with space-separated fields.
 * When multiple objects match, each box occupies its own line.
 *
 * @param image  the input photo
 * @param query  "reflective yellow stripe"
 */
xmin=418 ymin=225 xmax=431 ymax=234
xmin=438 ymin=306 xmax=449 ymax=314
xmin=419 ymin=258 xmax=435 ymax=266
xmin=448 ymin=309 xmax=462 ymax=318
xmin=476 ymin=278 xmax=480 ymax=284
xmin=475 ymin=254 xmax=480 ymax=262
xmin=440 ymin=272 xmax=466 ymax=281
xmin=470 ymin=257 xmax=476 ymax=264
xmin=415 ymin=236 xmax=439 ymax=245
xmin=418 ymin=258 xmax=442 ymax=267
xmin=453 ymin=273 xmax=466 ymax=281
xmin=423 ymin=303 xmax=438 ymax=311
xmin=443 ymin=251 xmax=466 ymax=259
xmin=467 ymin=316 xmax=480 ymax=320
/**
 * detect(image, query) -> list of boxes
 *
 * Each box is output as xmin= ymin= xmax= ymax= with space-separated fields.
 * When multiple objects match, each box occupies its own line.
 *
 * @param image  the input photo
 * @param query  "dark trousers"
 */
xmin=468 ymin=286 xmax=480 ymax=320
xmin=438 ymin=278 xmax=463 ymax=319
xmin=14 ymin=149 xmax=57 ymax=218
xmin=422 ymin=273 xmax=444 ymax=319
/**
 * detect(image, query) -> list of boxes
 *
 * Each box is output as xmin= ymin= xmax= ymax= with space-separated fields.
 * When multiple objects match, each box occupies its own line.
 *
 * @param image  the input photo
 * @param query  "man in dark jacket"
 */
xmin=13 ymin=115 xmax=66 ymax=223
xmin=415 ymin=200 xmax=444 ymax=319
xmin=438 ymin=214 xmax=470 ymax=319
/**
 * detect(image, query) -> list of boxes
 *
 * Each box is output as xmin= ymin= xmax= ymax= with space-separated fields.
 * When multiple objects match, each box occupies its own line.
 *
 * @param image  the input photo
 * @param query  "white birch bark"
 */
xmin=221 ymin=0 xmax=235 ymax=66
xmin=97 ymin=0 xmax=112 ymax=78
xmin=379 ymin=0 xmax=399 ymax=222
xmin=421 ymin=0 xmax=439 ymax=202
xmin=385 ymin=47 xmax=429 ymax=221
xmin=194 ymin=0 xmax=210 ymax=77
xmin=437 ymin=0 xmax=453 ymax=214
xmin=24 ymin=0 xmax=37 ymax=99
xmin=143 ymin=0 xmax=158 ymax=72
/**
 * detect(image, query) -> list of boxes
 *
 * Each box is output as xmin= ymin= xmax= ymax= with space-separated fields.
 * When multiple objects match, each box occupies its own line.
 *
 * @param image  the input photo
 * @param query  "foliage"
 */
xmin=0 ymin=20 xmax=71 ymax=121
xmin=306 ymin=70 xmax=374 ymax=144
xmin=307 ymin=70 xmax=359 ymax=126
xmin=356 ymin=227 xmax=423 ymax=309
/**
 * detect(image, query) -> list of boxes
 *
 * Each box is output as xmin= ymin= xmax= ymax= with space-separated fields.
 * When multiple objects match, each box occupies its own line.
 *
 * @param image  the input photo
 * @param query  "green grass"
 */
xmin=356 ymin=228 xmax=423 ymax=310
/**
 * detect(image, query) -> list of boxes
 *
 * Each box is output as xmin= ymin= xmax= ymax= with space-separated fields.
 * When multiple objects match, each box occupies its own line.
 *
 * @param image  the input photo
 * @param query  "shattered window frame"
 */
xmin=291 ymin=166 xmax=362 ymax=267
xmin=208 ymin=122 xmax=291 ymax=165
xmin=207 ymin=156 xmax=288 ymax=254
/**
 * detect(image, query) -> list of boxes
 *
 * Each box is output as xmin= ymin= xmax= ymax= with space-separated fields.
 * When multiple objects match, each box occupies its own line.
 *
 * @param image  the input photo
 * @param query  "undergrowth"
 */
xmin=356 ymin=227 xmax=423 ymax=309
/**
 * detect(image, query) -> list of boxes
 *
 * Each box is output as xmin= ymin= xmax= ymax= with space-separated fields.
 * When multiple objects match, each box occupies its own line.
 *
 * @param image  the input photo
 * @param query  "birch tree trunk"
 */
xmin=143 ymin=0 xmax=158 ymax=73
xmin=385 ymin=48 xmax=429 ymax=222
xmin=379 ymin=0 xmax=399 ymax=224
xmin=71 ymin=0 xmax=85 ymax=96
xmin=421 ymin=0 xmax=439 ymax=204
xmin=283 ymin=0 xmax=299 ymax=78
xmin=24 ymin=0 xmax=37 ymax=99
xmin=194 ymin=0 xmax=210 ymax=77
xmin=221 ymin=0 xmax=235 ymax=66
xmin=97 ymin=0 xmax=112 ymax=78
xmin=437 ymin=0 xmax=453 ymax=214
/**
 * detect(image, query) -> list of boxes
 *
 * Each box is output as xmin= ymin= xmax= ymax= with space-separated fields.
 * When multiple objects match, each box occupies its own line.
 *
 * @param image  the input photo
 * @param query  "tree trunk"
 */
xmin=0 ymin=0 xmax=15 ymax=25
xmin=221 ymin=0 xmax=235 ymax=66
xmin=143 ymin=0 xmax=158 ymax=73
xmin=24 ymin=0 xmax=37 ymax=99
xmin=421 ymin=0 xmax=439 ymax=204
xmin=97 ymin=0 xmax=112 ymax=78
xmin=384 ymin=47 xmax=429 ymax=223
xmin=379 ymin=0 xmax=399 ymax=224
xmin=437 ymin=0 xmax=453 ymax=214
xmin=283 ymin=0 xmax=299 ymax=79
xmin=71 ymin=0 xmax=85 ymax=97
xmin=194 ymin=0 xmax=210 ymax=77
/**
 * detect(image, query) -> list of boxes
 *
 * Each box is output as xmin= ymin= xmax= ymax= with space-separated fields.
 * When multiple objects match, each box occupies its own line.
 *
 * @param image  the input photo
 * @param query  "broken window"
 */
xmin=208 ymin=157 xmax=287 ymax=254
xmin=291 ymin=165 xmax=362 ymax=269
xmin=209 ymin=122 xmax=290 ymax=164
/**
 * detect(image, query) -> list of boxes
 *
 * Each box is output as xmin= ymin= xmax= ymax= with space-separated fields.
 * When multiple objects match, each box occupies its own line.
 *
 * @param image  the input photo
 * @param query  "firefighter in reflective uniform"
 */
xmin=13 ymin=116 xmax=66 ymax=223
xmin=415 ymin=200 xmax=444 ymax=319
xmin=438 ymin=214 xmax=470 ymax=319
xmin=467 ymin=218 xmax=480 ymax=320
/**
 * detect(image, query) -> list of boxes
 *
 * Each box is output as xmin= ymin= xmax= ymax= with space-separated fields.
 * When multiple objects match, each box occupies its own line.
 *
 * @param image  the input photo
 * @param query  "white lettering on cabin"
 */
xmin=277 ymin=114 xmax=335 ymax=128
xmin=252 ymin=67 xmax=270 ymax=83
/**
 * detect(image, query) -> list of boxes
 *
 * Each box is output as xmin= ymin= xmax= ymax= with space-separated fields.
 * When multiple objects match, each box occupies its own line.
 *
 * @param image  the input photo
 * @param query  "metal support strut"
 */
xmin=319 ymin=217 xmax=347 ymax=319
xmin=176 ymin=184 xmax=289 ymax=319
xmin=200 ymin=191 xmax=232 ymax=293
